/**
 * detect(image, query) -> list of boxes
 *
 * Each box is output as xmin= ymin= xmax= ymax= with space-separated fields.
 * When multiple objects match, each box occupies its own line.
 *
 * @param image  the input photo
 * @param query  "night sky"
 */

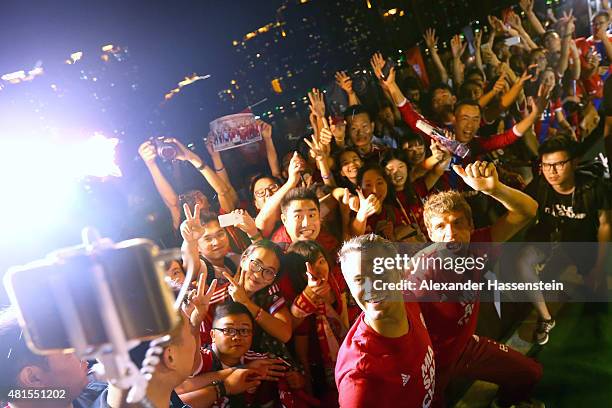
xmin=1 ymin=0 xmax=284 ymax=140
xmin=0 ymin=0 xmax=286 ymax=300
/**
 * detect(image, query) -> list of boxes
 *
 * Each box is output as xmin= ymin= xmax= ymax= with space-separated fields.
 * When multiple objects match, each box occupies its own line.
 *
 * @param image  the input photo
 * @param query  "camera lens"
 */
xmin=159 ymin=144 xmax=177 ymax=161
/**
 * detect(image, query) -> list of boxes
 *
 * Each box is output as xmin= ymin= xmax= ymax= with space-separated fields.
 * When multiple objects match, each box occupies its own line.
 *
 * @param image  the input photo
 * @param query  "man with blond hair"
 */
xmin=408 ymin=161 xmax=544 ymax=408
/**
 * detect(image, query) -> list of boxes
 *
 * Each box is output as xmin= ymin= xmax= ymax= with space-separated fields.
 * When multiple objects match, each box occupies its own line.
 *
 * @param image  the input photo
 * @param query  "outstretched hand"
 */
xmin=223 ymin=269 xmax=250 ymax=304
xmin=335 ymin=71 xmax=353 ymax=94
xmin=370 ymin=52 xmax=395 ymax=87
xmin=341 ymin=188 xmax=361 ymax=213
xmin=184 ymin=273 xmax=217 ymax=327
xmin=452 ymin=161 xmax=500 ymax=194
xmin=180 ymin=203 xmax=205 ymax=242
xmin=356 ymin=188 xmax=381 ymax=219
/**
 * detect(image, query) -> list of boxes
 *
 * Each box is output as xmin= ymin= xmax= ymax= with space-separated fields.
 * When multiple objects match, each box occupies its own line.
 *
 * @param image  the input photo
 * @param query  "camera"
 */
xmin=150 ymin=136 xmax=178 ymax=161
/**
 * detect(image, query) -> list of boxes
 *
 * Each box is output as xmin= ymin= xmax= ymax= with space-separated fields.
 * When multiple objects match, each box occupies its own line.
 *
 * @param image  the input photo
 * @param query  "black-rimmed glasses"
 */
xmin=212 ymin=327 xmax=253 ymax=337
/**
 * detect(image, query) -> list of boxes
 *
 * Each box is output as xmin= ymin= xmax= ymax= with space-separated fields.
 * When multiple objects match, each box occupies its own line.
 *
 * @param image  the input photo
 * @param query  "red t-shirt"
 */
xmin=575 ymin=35 xmax=612 ymax=99
xmin=408 ymin=227 xmax=492 ymax=368
xmin=270 ymin=224 xmax=339 ymax=255
xmin=335 ymin=302 xmax=435 ymax=408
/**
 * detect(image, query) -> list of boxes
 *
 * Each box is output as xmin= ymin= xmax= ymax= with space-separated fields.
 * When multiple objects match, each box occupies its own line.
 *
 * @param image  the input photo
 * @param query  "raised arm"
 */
xmin=453 ymin=161 xmax=538 ymax=242
xmin=520 ymin=0 xmax=546 ymax=36
xmin=507 ymin=11 xmax=538 ymax=50
xmin=305 ymin=126 xmax=335 ymax=187
xmin=258 ymin=120 xmax=282 ymax=178
xmin=474 ymin=30 xmax=485 ymax=76
xmin=514 ymin=95 xmax=547 ymax=136
xmin=423 ymin=28 xmax=449 ymax=84
xmin=556 ymin=11 xmax=576 ymax=78
xmin=500 ymin=68 xmax=532 ymax=110
xmin=479 ymin=72 xmax=507 ymax=108
xmin=138 ymin=140 xmax=182 ymax=230
xmin=450 ymin=34 xmax=467 ymax=87
xmin=180 ymin=204 xmax=207 ymax=282
xmin=255 ymin=152 xmax=302 ymax=237
xmin=335 ymin=71 xmax=361 ymax=106
xmin=349 ymin=189 xmax=382 ymax=237
xmin=172 ymin=138 xmax=237 ymax=212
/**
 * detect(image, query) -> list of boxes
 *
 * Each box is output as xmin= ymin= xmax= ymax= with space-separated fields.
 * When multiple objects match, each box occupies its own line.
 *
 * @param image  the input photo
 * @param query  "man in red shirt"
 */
xmin=335 ymin=235 xmax=435 ymax=408
xmin=408 ymin=161 xmax=543 ymax=408
xmin=271 ymin=187 xmax=339 ymax=255
xmin=371 ymin=54 xmax=544 ymax=161
xmin=575 ymin=11 xmax=612 ymax=105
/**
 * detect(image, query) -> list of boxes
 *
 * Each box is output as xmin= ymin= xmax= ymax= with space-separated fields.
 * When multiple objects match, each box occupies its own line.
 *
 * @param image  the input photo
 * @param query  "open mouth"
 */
xmin=299 ymin=229 xmax=315 ymax=237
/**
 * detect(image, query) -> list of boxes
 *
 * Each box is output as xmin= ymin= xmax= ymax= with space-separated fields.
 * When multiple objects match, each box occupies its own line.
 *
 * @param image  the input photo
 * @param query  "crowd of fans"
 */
xmin=2 ymin=1 xmax=612 ymax=407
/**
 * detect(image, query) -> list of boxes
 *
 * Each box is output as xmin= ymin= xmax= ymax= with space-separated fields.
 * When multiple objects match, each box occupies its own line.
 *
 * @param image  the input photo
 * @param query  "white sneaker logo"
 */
xmin=401 ymin=373 xmax=410 ymax=387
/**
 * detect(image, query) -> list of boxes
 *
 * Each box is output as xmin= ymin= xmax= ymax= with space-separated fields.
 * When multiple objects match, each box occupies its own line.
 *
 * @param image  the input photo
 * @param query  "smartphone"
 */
xmin=381 ymin=58 xmax=395 ymax=80
xmin=218 ymin=212 xmax=243 ymax=228
xmin=504 ymin=36 xmax=521 ymax=47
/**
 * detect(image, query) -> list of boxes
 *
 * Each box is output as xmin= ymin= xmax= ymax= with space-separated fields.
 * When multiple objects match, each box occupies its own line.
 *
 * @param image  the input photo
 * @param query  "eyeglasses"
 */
xmin=254 ymin=184 xmax=279 ymax=198
xmin=212 ymin=327 xmax=253 ymax=337
xmin=540 ymin=158 xmax=571 ymax=173
xmin=249 ymin=258 xmax=277 ymax=280
xmin=201 ymin=230 xmax=227 ymax=244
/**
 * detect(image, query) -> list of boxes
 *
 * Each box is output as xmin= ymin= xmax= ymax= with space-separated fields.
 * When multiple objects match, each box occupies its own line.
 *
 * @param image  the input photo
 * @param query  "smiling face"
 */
xmin=347 ymin=113 xmax=374 ymax=149
xmin=541 ymin=69 xmax=556 ymax=88
xmin=544 ymin=31 xmax=561 ymax=53
xmin=402 ymin=139 xmax=426 ymax=165
xmin=310 ymin=253 xmax=330 ymax=281
xmin=592 ymin=14 xmax=610 ymax=37
xmin=463 ymin=82 xmax=484 ymax=101
xmin=340 ymin=247 xmax=404 ymax=323
xmin=361 ymin=169 xmax=388 ymax=203
xmin=339 ymin=150 xmax=363 ymax=183
xmin=211 ymin=313 xmax=253 ymax=361
xmin=240 ymin=247 xmax=280 ymax=293
xmin=165 ymin=260 xmax=185 ymax=285
xmin=426 ymin=210 xmax=474 ymax=244
xmin=281 ymin=199 xmax=321 ymax=242
xmin=431 ymin=88 xmax=456 ymax=116
xmin=384 ymin=159 xmax=408 ymax=191
xmin=455 ymin=104 xmax=481 ymax=143
xmin=253 ymin=177 xmax=280 ymax=210
xmin=197 ymin=220 xmax=231 ymax=262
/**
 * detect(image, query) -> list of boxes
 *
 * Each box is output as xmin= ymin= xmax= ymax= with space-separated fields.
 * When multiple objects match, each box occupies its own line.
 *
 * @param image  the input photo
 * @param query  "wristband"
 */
xmin=248 ymin=230 xmax=263 ymax=241
xmin=211 ymin=380 xmax=226 ymax=401
xmin=214 ymin=166 xmax=225 ymax=172
xmin=197 ymin=162 xmax=207 ymax=171
xmin=254 ymin=306 xmax=264 ymax=321
xmin=321 ymin=174 xmax=330 ymax=180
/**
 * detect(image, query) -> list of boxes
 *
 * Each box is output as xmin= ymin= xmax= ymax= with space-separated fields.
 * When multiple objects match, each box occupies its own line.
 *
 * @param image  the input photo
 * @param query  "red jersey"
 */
xmin=335 ymin=302 xmax=435 ymax=408
xmin=575 ymin=35 xmax=612 ymax=99
xmin=397 ymin=100 xmax=521 ymax=158
xmin=270 ymin=224 xmax=339 ymax=255
xmin=407 ymin=227 xmax=492 ymax=368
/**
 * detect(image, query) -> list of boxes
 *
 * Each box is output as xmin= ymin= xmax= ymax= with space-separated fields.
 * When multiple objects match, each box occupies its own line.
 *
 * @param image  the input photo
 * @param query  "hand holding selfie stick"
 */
xmin=4 ymin=227 xmax=185 ymax=406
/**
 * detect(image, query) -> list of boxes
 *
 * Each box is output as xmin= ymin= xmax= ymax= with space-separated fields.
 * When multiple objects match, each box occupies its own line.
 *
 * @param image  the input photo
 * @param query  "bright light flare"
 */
xmin=72 ymin=133 xmax=122 ymax=178
xmin=0 ymin=133 xmax=122 ymax=242
xmin=1 ymin=70 xmax=26 ymax=82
